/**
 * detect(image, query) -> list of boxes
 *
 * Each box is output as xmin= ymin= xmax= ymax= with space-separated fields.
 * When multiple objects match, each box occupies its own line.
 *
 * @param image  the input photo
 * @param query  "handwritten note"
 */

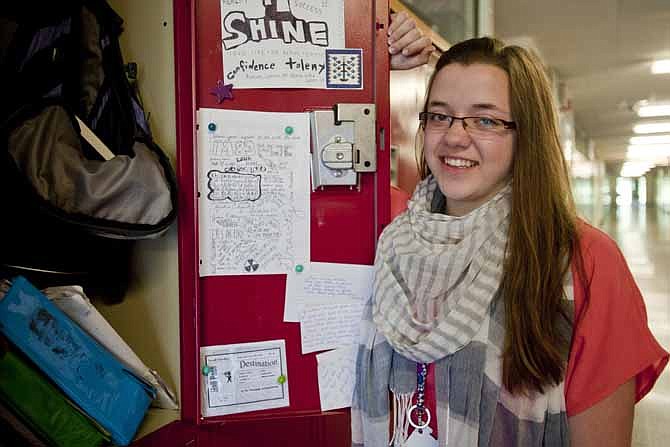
xmin=300 ymin=300 xmax=364 ymax=354
xmin=317 ymin=346 xmax=356 ymax=411
xmin=198 ymin=108 xmax=310 ymax=276
xmin=220 ymin=0 xmax=345 ymax=89
xmin=284 ymin=262 xmax=374 ymax=322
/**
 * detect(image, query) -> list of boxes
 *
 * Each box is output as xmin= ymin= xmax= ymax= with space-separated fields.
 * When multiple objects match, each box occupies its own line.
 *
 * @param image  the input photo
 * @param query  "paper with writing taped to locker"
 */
xmin=284 ymin=262 xmax=374 ymax=322
xmin=200 ymin=340 xmax=289 ymax=417
xmin=316 ymin=345 xmax=356 ymax=411
xmin=300 ymin=300 xmax=365 ymax=354
xmin=197 ymin=108 xmax=310 ymax=277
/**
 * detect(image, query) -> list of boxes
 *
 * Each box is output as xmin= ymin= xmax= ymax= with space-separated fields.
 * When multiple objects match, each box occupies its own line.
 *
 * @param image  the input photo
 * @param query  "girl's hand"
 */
xmin=388 ymin=11 xmax=435 ymax=70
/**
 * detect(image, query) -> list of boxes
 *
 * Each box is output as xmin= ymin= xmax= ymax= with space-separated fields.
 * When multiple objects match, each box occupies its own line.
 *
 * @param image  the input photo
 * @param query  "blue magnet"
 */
xmin=295 ymin=264 xmax=304 ymax=273
xmin=202 ymin=366 xmax=211 ymax=375
xmin=285 ymin=126 xmax=294 ymax=135
xmin=208 ymin=122 xmax=217 ymax=132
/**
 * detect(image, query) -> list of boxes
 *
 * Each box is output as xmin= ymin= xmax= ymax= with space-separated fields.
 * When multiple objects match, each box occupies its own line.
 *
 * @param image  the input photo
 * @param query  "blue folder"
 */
xmin=0 ymin=277 xmax=155 ymax=446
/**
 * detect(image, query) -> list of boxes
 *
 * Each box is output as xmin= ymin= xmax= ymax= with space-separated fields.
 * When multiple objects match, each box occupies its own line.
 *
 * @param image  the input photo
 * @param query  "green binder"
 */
xmin=0 ymin=347 xmax=110 ymax=447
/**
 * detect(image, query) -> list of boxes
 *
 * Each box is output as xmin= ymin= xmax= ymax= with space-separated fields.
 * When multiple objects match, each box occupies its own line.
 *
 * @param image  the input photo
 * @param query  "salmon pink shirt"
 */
xmin=565 ymin=221 xmax=668 ymax=415
xmin=389 ymin=191 xmax=669 ymax=416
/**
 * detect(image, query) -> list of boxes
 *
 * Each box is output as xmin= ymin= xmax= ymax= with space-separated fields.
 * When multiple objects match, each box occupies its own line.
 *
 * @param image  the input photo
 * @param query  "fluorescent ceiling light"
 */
xmin=622 ymin=161 xmax=653 ymax=169
xmin=620 ymin=170 xmax=649 ymax=178
xmin=652 ymin=59 xmax=670 ymax=74
xmin=622 ymin=161 xmax=654 ymax=172
xmin=620 ymin=161 xmax=654 ymax=177
xmin=637 ymin=104 xmax=670 ymax=117
xmin=633 ymin=122 xmax=670 ymax=134
xmin=626 ymin=145 xmax=670 ymax=161
xmin=627 ymin=143 xmax=670 ymax=152
xmin=620 ymin=170 xmax=648 ymax=178
xmin=629 ymin=135 xmax=670 ymax=145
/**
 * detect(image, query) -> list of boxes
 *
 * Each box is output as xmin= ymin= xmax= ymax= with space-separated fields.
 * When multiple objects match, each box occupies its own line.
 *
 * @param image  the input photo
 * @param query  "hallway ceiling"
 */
xmin=495 ymin=0 xmax=670 ymax=162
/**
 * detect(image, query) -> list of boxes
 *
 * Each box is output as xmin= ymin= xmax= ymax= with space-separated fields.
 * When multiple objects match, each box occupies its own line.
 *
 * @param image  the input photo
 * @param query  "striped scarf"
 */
xmin=352 ymin=176 xmax=571 ymax=446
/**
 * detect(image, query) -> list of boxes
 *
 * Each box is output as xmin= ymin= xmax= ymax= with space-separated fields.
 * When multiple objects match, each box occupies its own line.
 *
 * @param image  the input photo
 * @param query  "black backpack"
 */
xmin=0 ymin=1 xmax=178 ymax=302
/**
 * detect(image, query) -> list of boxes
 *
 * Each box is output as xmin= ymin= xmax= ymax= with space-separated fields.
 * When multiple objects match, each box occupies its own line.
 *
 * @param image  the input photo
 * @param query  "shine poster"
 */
xmin=220 ymin=0 xmax=345 ymax=89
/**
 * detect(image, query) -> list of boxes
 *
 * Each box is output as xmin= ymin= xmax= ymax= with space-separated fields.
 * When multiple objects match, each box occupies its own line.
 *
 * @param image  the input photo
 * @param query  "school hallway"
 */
xmin=597 ymin=204 xmax=670 ymax=447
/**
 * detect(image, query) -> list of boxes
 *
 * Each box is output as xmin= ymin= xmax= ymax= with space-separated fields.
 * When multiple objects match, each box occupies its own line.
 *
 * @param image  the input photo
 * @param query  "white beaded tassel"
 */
xmin=390 ymin=391 xmax=414 ymax=447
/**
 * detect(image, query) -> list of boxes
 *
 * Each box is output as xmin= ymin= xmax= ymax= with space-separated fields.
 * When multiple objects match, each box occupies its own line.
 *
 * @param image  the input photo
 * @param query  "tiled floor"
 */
xmin=598 ymin=205 xmax=670 ymax=447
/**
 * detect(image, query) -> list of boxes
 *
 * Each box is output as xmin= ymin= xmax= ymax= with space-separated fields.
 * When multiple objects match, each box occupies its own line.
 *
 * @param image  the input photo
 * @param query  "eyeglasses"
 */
xmin=419 ymin=111 xmax=517 ymax=136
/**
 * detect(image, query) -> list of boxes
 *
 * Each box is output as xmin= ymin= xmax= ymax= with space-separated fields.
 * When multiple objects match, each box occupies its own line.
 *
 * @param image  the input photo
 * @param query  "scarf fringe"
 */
xmin=390 ymin=390 xmax=413 ymax=447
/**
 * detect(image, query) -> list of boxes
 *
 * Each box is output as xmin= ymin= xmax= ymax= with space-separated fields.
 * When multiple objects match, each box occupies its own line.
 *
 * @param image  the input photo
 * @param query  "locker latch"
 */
xmin=321 ymin=137 xmax=354 ymax=170
xmin=310 ymin=104 xmax=377 ymax=188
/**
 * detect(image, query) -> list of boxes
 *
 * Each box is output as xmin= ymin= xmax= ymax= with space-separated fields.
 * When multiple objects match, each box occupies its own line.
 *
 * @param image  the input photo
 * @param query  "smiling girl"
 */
xmin=353 ymin=36 xmax=668 ymax=447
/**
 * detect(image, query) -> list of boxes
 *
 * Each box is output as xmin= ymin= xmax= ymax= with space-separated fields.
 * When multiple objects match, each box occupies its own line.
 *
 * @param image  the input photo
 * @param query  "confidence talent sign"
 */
xmin=220 ymin=0 xmax=345 ymax=89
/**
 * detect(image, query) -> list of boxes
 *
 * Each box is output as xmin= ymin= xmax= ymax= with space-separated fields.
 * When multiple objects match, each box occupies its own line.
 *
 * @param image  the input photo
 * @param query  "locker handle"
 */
xmin=333 ymin=104 xmax=377 ymax=173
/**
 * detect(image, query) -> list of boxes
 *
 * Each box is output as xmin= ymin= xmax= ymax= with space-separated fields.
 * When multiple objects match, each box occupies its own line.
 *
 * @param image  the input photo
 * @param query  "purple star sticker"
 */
xmin=210 ymin=80 xmax=234 ymax=103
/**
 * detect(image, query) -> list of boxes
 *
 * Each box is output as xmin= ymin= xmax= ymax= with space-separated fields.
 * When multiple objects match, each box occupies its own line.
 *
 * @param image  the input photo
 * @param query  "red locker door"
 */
xmin=173 ymin=0 xmax=390 ymax=444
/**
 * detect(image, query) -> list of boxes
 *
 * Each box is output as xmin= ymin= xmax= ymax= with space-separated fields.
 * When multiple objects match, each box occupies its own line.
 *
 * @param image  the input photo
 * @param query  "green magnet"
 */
xmin=208 ymin=122 xmax=217 ymax=131
xmin=284 ymin=126 xmax=294 ymax=135
xmin=277 ymin=375 xmax=287 ymax=384
xmin=202 ymin=366 xmax=211 ymax=375
xmin=295 ymin=264 xmax=304 ymax=273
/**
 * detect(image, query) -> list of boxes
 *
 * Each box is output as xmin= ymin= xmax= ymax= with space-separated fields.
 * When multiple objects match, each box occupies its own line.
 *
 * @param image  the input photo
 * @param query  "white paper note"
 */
xmin=198 ymin=108 xmax=310 ymax=276
xmin=300 ymin=300 xmax=364 ymax=354
xmin=200 ymin=340 xmax=289 ymax=417
xmin=220 ymin=0 xmax=345 ymax=89
xmin=316 ymin=346 xmax=357 ymax=411
xmin=284 ymin=262 xmax=374 ymax=322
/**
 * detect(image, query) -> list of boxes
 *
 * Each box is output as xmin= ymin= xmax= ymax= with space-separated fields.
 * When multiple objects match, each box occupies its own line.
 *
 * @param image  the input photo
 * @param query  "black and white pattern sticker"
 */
xmin=326 ymin=49 xmax=363 ymax=89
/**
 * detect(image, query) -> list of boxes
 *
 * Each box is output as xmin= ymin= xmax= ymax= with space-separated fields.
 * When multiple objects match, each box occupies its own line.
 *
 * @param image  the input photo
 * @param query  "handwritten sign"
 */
xmin=284 ymin=262 xmax=374 ymax=322
xmin=300 ymin=301 xmax=364 ymax=354
xmin=220 ymin=0 xmax=345 ymax=89
xmin=198 ymin=108 xmax=310 ymax=276
xmin=316 ymin=346 xmax=356 ymax=411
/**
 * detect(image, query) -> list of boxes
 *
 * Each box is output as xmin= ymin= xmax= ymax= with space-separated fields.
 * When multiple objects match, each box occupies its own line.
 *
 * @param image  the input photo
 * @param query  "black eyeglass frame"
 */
xmin=419 ymin=111 xmax=517 ymax=131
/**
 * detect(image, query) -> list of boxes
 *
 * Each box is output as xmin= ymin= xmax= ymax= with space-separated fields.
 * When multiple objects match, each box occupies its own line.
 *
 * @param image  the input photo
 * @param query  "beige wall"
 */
xmin=101 ymin=0 xmax=181 ymax=426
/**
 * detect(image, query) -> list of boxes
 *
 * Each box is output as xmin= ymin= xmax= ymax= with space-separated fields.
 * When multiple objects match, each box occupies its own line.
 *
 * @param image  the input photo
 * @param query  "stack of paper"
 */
xmin=284 ymin=262 xmax=373 ymax=411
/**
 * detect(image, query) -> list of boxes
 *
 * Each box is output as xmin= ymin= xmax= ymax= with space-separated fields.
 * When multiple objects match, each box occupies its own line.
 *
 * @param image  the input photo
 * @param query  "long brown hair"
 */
xmin=418 ymin=37 xmax=578 ymax=394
